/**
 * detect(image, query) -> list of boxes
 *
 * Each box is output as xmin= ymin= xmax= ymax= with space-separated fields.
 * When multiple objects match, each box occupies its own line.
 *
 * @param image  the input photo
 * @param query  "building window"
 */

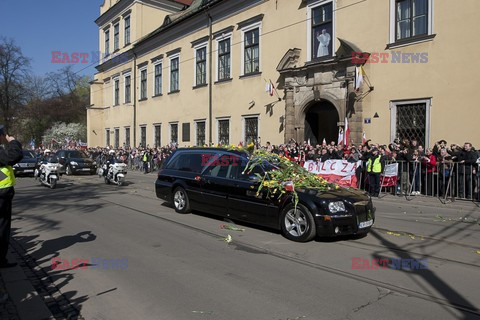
xmin=114 ymin=78 xmax=120 ymax=106
xmin=389 ymin=0 xmax=433 ymax=46
xmin=154 ymin=63 xmax=162 ymax=96
xmin=390 ymin=99 xmax=431 ymax=148
xmin=218 ymin=119 xmax=229 ymax=145
xmin=195 ymin=47 xmax=207 ymax=86
xmin=125 ymin=127 xmax=130 ymax=148
xmin=196 ymin=121 xmax=206 ymax=146
xmin=170 ymin=57 xmax=179 ymax=92
xmin=114 ymin=128 xmax=120 ymax=148
xmin=154 ymin=125 xmax=161 ymax=147
xmin=140 ymin=68 xmax=147 ymax=100
xmin=124 ymin=74 xmax=131 ymax=103
xmin=124 ymin=16 xmax=130 ymax=45
xmin=140 ymin=126 xmax=146 ymax=148
xmin=218 ymin=37 xmax=231 ymax=80
xmin=105 ymin=29 xmax=110 ymax=56
xmin=106 ymin=129 xmax=110 ymax=147
xmin=114 ymin=23 xmax=119 ymax=51
xmin=311 ymin=2 xmax=333 ymax=59
xmin=170 ymin=123 xmax=178 ymax=144
xmin=396 ymin=0 xmax=428 ymax=40
xmin=244 ymin=117 xmax=258 ymax=145
xmin=243 ymin=28 xmax=260 ymax=75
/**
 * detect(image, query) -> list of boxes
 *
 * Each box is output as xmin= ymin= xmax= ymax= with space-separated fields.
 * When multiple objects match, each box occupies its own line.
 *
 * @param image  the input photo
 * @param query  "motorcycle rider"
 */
xmin=36 ymin=149 xmax=55 ymax=179
xmin=103 ymin=149 xmax=116 ymax=177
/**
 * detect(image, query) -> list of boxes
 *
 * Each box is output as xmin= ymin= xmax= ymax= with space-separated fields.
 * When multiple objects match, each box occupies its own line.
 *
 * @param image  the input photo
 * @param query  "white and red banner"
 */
xmin=381 ymin=163 xmax=399 ymax=187
xmin=304 ymin=160 xmax=362 ymax=188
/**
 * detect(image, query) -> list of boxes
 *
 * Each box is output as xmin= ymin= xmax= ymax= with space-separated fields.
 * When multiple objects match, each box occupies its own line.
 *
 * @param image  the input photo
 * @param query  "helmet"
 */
xmin=109 ymin=150 xmax=115 ymax=155
xmin=44 ymin=149 xmax=51 ymax=155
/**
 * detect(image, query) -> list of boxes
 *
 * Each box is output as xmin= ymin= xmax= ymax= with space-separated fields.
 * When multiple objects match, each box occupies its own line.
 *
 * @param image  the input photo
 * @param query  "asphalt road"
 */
xmin=10 ymin=171 xmax=480 ymax=320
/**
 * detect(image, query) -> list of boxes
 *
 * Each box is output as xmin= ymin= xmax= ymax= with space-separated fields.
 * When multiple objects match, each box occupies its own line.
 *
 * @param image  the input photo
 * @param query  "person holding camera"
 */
xmin=0 ymin=125 xmax=23 ymax=268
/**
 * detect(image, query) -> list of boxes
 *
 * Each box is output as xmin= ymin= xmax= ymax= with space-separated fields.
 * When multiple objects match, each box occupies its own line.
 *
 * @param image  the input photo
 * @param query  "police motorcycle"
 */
xmin=34 ymin=150 xmax=60 ymax=189
xmin=98 ymin=150 xmax=127 ymax=186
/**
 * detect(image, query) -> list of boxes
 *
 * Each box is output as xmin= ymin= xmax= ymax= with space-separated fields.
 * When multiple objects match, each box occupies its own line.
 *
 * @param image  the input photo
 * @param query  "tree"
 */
xmin=42 ymin=122 xmax=87 ymax=147
xmin=0 ymin=37 xmax=31 ymax=131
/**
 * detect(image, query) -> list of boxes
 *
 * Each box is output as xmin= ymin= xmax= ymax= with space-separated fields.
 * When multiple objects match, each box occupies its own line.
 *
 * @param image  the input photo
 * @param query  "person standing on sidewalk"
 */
xmin=367 ymin=148 xmax=384 ymax=197
xmin=0 ymin=125 xmax=23 ymax=268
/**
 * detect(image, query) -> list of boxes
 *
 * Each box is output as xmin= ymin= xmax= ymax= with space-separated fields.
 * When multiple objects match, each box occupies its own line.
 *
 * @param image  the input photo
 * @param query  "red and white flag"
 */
xmin=381 ymin=163 xmax=399 ymax=187
xmin=343 ymin=117 xmax=350 ymax=147
xmin=362 ymin=132 xmax=367 ymax=145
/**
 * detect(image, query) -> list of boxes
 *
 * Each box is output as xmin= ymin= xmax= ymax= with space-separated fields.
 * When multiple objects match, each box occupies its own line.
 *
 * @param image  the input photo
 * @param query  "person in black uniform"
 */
xmin=0 ymin=125 xmax=23 ymax=268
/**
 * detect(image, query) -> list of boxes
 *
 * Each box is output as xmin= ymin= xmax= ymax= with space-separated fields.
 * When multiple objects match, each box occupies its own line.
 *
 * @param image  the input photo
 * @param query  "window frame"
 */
xmin=154 ymin=124 xmax=161 ymax=147
xmin=105 ymin=128 xmax=111 ymax=147
xmin=193 ymin=43 xmax=208 ymax=87
xmin=242 ymin=115 xmax=260 ymax=145
xmin=169 ymin=122 xmax=179 ymax=144
xmin=195 ymin=120 xmax=206 ymax=147
xmin=390 ymin=98 xmax=432 ymax=148
xmin=113 ymin=77 xmax=120 ymax=106
xmin=240 ymin=22 xmax=261 ymax=76
xmin=113 ymin=23 xmax=120 ymax=51
xmin=124 ymin=126 xmax=131 ymax=148
xmin=124 ymin=73 xmax=131 ymax=104
xmin=153 ymin=60 xmax=163 ymax=96
xmin=140 ymin=125 xmax=147 ymax=148
xmin=114 ymin=127 xmax=120 ymax=148
xmin=124 ymin=15 xmax=131 ymax=46
xmin=139 ymin=67 xmax=147 ymax=100
xmin=306 ymin=0 xmax=336 ymax=62
xmin=169 ymin=54 xmax=180 ymax=93
xmin=216 ymin=117 xmax=230 ymax=145
xmin=105 ymin=29 xmax=110 ymax=56
xmin=216 ymin=34 xmax=232 ymax=82
xmin=388 ymin=0 xmax=434 ymax=48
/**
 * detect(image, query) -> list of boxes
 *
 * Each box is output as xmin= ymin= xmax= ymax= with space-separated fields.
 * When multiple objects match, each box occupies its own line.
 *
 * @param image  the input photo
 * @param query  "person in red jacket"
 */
xmin=423 ymin=148 xmax=437 ymax=196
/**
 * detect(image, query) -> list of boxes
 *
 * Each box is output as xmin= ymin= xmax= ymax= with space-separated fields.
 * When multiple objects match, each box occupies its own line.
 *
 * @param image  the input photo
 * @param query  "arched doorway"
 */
xmin=304 ymin=101 xmax=339 ymax=145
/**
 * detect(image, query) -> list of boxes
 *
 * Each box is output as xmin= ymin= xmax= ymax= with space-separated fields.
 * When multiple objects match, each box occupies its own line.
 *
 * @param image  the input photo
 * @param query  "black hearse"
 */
xmin=155 ymin=148 xmax=375 ymax=242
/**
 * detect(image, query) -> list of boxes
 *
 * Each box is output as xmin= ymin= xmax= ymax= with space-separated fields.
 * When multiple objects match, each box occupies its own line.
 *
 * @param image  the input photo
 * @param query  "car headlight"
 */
xmin=328 ymin=201 xmax=346 ymax=213
xmin=70 ymin=161 xmax=78 ymax=166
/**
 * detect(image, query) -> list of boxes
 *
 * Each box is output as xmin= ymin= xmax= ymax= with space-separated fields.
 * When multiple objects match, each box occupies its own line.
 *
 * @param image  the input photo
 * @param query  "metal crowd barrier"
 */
xmin=358 ymin=160 xmax=480 ymax=202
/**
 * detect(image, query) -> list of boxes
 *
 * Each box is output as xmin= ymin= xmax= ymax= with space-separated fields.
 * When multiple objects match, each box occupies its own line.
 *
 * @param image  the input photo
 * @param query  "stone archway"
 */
xmin=304 ymin=100 xmax=339 ymax=145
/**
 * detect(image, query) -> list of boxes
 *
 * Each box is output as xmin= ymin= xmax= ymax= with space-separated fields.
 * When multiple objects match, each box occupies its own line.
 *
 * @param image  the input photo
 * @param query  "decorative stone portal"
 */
xmin=304 ymin=100 xmax=339 ymax=145
xmin=276 ymin=40 xmax=369 ymax=145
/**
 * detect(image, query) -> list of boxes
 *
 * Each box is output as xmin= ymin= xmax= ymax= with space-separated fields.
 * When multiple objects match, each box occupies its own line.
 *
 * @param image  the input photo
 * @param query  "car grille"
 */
xmin=354 ymin=200 xmax=373 ymax=223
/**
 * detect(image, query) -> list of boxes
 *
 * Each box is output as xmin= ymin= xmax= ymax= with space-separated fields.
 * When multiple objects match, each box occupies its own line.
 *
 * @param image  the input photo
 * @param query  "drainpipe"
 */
xmin=133 ymin=51 xmax=137 ymax=148
xmin=208 ymin=13 xmax=213 ymax=145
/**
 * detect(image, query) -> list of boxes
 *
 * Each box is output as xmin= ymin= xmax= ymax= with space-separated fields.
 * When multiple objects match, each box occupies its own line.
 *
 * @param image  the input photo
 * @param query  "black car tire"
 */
xmin=172 ymin=186 xmax=191 ymax=214
xmin=66 ymin=165 xmax=73 ymax=176
xmin=280 ymin=203 xmax=316 ymax=242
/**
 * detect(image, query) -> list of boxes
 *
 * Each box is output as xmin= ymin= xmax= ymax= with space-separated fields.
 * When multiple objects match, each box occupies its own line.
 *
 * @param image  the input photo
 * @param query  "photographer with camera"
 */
xmin=0 ymin=125 xmax=23 ymax=268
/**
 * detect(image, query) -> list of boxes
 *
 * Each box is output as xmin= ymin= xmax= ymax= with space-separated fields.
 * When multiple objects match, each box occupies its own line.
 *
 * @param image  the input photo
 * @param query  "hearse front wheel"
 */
xmin=173 ymin=186 xmax=191 ymax=214
xmin=280 ymin=203 xmax=316 ymax=242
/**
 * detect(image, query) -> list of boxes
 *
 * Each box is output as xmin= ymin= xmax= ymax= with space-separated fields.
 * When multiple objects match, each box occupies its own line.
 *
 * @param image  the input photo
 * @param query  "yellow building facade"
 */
xmin=88 ymin=0 xmax=480 ymax=149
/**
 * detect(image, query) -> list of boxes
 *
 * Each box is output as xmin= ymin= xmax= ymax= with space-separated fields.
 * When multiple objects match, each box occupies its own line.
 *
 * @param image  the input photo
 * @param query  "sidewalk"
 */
xmin=0 ymin=244 xmax=54 ymax=320
xmin=375 ymin=193 xmax=480 ymax=212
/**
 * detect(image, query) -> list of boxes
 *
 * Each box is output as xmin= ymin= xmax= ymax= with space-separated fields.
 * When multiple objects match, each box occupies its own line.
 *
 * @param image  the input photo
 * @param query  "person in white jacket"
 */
xmin=316 ymin=29 xmax=331 ymax=57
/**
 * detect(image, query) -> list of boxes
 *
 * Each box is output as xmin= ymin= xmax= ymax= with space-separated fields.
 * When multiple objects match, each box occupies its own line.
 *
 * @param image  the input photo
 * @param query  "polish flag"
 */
xmin=362 ymin=132 xmax=367 ymax=145
xmin=343 ymin=117 xmax=350 ymax=147
xmin=337 ymin=127 xmax=344 ymax=145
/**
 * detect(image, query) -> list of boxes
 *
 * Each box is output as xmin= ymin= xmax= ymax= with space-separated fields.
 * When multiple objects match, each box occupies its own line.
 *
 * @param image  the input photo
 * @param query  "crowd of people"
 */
xmin=34 ymin=137 xmax=480 ymax=201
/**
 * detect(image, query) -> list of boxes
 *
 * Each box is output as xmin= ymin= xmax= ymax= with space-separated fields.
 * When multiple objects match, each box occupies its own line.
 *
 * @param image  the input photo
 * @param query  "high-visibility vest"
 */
xmin=143 ymin=153 xmax=148 ymax=161
xmin=367 ymin=156 xmax=382 ymax=173
xmin=0 ymin=166 xmax=16 ymax=188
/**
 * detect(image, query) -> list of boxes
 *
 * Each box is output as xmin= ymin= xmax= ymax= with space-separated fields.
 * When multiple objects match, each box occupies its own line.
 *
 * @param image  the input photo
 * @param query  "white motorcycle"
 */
xmin=35 ymin=160 xmax=60 ymax=189
xmin=99 ymin=160 xmax=127 ymax=186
